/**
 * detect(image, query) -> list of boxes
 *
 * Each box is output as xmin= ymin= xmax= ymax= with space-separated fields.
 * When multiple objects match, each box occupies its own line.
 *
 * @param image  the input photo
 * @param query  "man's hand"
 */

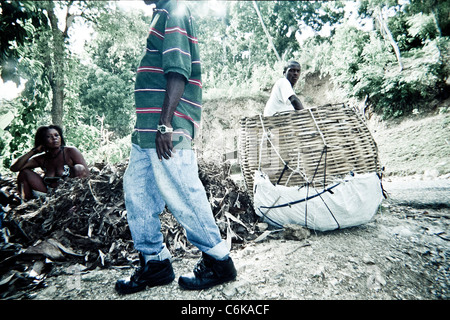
xmin=156 ymin=72 xmax=186 ymax=161
xmin=156 ymin=129 xmax=175 ymax=161
xmin=289 ymin=95 xmax=304 ymax=111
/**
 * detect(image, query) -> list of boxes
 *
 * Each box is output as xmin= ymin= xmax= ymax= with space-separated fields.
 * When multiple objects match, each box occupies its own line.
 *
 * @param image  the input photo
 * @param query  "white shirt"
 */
xmin=263 ymin=78 xmax=296 ymax=116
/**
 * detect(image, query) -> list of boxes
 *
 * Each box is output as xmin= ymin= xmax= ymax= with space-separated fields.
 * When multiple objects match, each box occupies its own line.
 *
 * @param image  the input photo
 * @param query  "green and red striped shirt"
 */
xmin=132 ymin=0 xmax=202 ymax=149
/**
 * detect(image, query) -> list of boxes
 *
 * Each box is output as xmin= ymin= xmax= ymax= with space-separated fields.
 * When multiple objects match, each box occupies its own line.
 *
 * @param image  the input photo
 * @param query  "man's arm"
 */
xmin=156 ymin=72 xmax=186 ymax=161
xmin=289 ymin=95 xmax=304 ymax=111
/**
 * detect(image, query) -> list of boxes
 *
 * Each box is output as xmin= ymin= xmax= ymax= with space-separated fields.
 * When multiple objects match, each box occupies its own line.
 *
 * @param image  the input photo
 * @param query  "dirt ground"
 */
xmin=1 ymin=89 xmax=449 ymax=306
xmin=27 ymin=112 xmax=449 ymax=302
xmin=31 ymin=199 xmax=448 ymax=301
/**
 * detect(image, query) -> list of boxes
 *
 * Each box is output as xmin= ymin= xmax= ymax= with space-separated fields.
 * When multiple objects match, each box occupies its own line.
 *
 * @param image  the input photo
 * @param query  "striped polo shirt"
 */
xmin=132 ymin=0 xmax=202 ymax=149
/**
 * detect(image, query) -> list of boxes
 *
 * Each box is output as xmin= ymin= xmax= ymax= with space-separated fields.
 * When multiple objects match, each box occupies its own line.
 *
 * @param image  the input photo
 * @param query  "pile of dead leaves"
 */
xmin=0 ymin=159 xmax=260 ymax=299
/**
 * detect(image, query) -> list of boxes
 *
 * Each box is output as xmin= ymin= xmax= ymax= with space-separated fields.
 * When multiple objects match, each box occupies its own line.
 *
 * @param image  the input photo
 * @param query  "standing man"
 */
xmin=263 ymin=60 xmax=304 ymax=116
xmin=115 ymin=0 xmax=236 ymax=294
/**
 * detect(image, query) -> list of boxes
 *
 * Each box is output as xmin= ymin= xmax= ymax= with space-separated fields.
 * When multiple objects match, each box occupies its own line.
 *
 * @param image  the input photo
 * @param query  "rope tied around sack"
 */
xmin=256 ymin=113 xmax=341 ymax=229
xmin=257 ymin=114 xmax=309 ymax=185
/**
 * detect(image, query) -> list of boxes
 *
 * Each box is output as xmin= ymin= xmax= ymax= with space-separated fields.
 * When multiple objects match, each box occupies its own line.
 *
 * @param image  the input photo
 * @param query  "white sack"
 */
xmin=253 ymin=171 xmax=383 ymax=231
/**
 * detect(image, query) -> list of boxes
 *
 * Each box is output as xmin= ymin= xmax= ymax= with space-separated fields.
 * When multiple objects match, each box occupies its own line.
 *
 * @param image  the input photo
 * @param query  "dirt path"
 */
xmin=2 ymin=104 xmax=449 ymax=306
xmin=14 ymin=109 xmax=450 ymax=303
xmin=30 ymin=176 xmax=449 ymax=301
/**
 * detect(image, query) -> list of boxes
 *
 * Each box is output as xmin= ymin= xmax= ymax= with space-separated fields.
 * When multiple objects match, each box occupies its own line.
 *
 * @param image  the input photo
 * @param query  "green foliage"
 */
xmin=401 ymin=0 xmax=450 ymax=36
xmin=3 ymin=78 xmax=51 ymax=169
xmin=304 ymin=1 xmax=450 ymax=119
xmin=2 ymin=0 xmax=450 ymax=173
xmin=78 ymin=6 xmax=148 ymax=138
xmin=270 ymin=0 xmax=345 ymax=50
xmin=85 ymin=134 xmax=131 ymax=165
xmin=406 ymin=13 xmax=438 ymax=40
xmin=196 ymin=1 xmax=345 ymax=96
xmin=64 ymin=120 xmax=101 ymax=155
xmin=0 ymin=0 xmax=48 ymax=84
xmin=326 ymin=24 xmax=371 ymax=93
xmin=79 ymin=67 xmax=135 ymax=137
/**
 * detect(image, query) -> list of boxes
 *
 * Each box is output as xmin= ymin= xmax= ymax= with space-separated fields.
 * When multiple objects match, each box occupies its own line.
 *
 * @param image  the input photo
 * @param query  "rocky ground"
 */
xmin=28 ymin=179 xmax=450 ymax=301
xmin=0 ymin=107 xmax=449 ymax=308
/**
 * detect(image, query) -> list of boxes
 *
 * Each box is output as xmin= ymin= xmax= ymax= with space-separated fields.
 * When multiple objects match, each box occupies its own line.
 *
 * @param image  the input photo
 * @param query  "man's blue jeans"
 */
xmin=123 ymin=144 xmax=229 ymax=262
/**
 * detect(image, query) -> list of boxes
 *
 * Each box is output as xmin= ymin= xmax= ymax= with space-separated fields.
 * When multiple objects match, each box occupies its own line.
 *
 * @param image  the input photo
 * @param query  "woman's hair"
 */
xmin=34 ymin=125 xmax=66 ymax=149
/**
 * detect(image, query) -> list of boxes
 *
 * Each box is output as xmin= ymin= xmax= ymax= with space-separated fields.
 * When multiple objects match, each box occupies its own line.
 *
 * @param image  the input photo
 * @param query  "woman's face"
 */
xmin=44 ymin=128 xmax=61 ymax=149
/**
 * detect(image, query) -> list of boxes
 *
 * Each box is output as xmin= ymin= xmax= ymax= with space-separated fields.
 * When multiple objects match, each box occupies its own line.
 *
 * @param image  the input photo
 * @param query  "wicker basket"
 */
xmin=239 ymin=103 xmax=380 ymax=191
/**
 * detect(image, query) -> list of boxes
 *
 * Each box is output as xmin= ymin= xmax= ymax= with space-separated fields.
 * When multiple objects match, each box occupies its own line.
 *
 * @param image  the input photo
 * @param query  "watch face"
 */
xmin=158 ymin=125 xmax=172 ymax=134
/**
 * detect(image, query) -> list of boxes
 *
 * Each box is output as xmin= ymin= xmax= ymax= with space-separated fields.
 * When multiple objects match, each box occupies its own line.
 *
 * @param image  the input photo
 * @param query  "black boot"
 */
xmin=115 ymin=254 xmax=175 ymax=294
xmin=178 ymin=253 xmax=237 ymax=290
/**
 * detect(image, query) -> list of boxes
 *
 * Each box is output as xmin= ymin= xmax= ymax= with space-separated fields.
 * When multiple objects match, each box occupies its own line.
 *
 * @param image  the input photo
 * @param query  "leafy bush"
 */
xmin=358 ymin=38 xmax=447 ymax=118
xmin=303 ymin=21 xmax=450 ymax=119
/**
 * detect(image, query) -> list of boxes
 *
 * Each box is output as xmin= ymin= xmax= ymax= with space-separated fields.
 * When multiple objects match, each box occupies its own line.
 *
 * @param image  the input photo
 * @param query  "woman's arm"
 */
xmin=10 ymin=146 xmax=44 ymax=172
xmin=66 ymin=146 xmax=90 ymax=178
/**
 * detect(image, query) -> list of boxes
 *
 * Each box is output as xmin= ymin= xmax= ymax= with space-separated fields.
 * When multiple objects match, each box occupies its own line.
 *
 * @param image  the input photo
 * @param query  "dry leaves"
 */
xmin=0 ymin=159 xmax=260 ymax=298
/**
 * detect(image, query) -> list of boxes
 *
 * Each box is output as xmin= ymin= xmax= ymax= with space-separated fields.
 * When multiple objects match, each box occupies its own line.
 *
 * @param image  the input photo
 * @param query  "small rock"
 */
xmin=366 ymin=265 xmax=386 ymax=291
xmin=282 ymin=224 xmax=310 ymax=241
xmin=392 ymin=226 xmax=414 ymax=238
xmin=257 ymin=222 xmax=269 ymax=232
xmin=223 ymin=283 xmax=238 ymax=298
xmin=423 ymin=169 xmax=439 ymax=179
xmin=312 ymin=265 xmax=326 ymax=280
xmin=363 ymin=254 xmax=375 ymax=265
xmin=240 ymin=246 xmax=255 ymax=257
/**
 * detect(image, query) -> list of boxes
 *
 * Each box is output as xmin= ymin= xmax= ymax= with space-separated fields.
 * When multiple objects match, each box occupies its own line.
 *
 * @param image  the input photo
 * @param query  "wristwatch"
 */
xmin=157 ymin=124 xmax=173 ymax=134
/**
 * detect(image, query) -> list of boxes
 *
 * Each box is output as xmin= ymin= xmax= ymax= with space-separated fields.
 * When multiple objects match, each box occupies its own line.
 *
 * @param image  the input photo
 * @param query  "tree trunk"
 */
xmin=50 ymin=80 xmax=64 ymax=127
xmin=252 ymin=1 xmax=281 ymax=62
xmin=376 ymin=7 xmax=403 ymax=72
xmin=44 ymin=1 xmax=68 ymax=127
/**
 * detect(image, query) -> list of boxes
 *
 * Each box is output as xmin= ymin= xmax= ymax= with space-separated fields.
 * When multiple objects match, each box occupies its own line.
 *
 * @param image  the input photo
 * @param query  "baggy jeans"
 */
xmin=123 ymin=144 xmax=229 ymax=262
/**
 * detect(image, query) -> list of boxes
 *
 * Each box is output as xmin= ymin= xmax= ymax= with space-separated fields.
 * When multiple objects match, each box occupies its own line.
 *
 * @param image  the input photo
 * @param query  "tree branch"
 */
xmin=252 ymin=1 xmax=281 ymax=62
xmin=376 ymin=7 xmax=403 ymax=72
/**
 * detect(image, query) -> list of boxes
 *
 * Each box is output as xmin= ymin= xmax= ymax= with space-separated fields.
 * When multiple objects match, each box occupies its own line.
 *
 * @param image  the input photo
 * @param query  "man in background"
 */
xmin=264 ymin=60 xmax=304 ymax=116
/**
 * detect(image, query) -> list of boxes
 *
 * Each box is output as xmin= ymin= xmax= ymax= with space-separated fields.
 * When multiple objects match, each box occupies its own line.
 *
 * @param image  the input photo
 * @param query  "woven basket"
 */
xmin=239 ymin=103 xmax=380 ymax=191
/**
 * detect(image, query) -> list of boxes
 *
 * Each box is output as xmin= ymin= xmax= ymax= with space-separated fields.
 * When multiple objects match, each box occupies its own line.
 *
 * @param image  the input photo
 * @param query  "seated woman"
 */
xmin=10 ymin=125 xmax=90 ymax=200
